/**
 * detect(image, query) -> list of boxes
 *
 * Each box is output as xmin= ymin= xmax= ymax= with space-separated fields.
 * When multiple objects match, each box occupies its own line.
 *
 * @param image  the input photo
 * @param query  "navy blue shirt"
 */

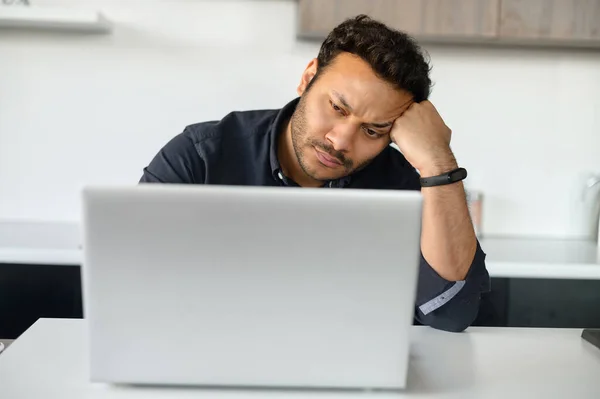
xmin=141 ymin=98 xmax=490 ymax=332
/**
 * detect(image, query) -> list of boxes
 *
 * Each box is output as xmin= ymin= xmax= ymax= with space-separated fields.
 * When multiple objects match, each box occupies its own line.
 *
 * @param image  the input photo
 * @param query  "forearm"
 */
xmin=419 ymin=163 xmax=477 ymax=281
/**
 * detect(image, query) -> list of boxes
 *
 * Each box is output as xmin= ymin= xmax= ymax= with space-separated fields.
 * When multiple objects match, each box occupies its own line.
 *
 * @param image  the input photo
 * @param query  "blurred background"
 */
xmin=1 ymin=0 xmax=599 ymax=237
xmin=0 ymin=0 xmax=599 ymax=340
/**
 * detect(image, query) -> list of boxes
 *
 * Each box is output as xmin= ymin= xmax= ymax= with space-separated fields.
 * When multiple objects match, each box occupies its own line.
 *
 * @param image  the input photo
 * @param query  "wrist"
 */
xmin=419 ymin=157 xmax=458 ymax=177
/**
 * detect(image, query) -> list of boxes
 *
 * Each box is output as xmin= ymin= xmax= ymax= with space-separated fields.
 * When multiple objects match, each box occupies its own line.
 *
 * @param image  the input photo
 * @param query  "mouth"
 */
xmin=314 ymin=147 xmax=343 ymax=168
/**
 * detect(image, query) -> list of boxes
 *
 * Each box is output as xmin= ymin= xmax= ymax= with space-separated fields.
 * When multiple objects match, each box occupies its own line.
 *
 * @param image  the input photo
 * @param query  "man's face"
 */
xmin=289 ymin=52 xmax=414 ymax=183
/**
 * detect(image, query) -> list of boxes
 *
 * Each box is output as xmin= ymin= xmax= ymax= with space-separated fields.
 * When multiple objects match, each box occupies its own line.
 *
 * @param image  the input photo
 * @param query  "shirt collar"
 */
xmin=268 ymin=98 xmax=351 ymax=188
xmin=269 ymin=98 xmax=298 ymax=179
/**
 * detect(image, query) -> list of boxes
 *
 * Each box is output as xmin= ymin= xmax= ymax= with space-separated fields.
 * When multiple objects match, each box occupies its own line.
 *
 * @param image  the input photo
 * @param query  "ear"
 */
xmin=297 ymin=58 xmax=318 ymax=96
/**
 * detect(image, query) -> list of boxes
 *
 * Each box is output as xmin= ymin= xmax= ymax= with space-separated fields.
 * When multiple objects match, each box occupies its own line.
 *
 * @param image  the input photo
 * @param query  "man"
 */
xmin=140 ymin=15 xmax=490 ymax=332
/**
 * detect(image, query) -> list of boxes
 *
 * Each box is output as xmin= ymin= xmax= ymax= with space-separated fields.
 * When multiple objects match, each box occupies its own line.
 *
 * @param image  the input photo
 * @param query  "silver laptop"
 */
xmin=82 ymin=185 xmax=422 ymax=389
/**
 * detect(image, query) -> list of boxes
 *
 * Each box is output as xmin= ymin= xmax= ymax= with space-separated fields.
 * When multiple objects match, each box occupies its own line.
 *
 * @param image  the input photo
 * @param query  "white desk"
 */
xmin=1 ymin=319 xmax=599 ymax=398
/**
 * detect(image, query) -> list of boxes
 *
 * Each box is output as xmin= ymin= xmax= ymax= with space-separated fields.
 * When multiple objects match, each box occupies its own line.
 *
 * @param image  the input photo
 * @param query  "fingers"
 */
xmin=401 ymin=101 xmax=418 ymax=116
xmin=422 ymin=100 xmax=437 ymax=112
xmin=410 ymin=100 xmax=433 ymax=110
xmin=400 ymin=100 xmax=438 ymax=119
xmin=412 ymin=100 xmax=441 ymax=118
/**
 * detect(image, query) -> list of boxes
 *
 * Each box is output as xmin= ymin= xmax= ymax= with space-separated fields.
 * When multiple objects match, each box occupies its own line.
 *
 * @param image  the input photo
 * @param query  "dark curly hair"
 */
xmin=314 ymin=15 xmax=431 ymax=102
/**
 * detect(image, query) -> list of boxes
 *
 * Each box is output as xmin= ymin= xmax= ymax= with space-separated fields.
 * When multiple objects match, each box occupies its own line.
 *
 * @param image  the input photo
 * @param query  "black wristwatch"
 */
xmin=420 ymin=167 xmax=467 ymax=187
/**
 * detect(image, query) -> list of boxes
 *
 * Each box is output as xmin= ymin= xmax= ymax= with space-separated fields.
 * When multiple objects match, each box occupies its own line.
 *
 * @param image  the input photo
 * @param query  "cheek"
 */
xmin=305 ymin=103 xmax=335 ymax=137
xmin=353 ymin=138 xmax=389 ymax=161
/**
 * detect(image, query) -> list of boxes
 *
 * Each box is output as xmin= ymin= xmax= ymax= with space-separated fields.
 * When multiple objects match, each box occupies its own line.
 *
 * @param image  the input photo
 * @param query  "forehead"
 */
xmin=317 ymin=52 xmax=413 ymax=119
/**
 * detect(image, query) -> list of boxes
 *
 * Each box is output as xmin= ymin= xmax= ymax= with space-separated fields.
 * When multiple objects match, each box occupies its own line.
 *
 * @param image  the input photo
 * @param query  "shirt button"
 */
xmin=278 ymin=172 xmax=284 ymax=180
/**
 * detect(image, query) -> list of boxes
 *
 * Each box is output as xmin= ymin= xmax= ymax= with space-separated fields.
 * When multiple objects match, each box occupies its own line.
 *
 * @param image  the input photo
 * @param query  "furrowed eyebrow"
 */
xmin=367 ymin=98 xmax=414 ymax=129
xmin=331 ymin=90 xmax=353 ymax=112
xmin=331 ymin=91 xmax=401 ymax=130
xmin=365 ymin=121 xmax=393 ymax=129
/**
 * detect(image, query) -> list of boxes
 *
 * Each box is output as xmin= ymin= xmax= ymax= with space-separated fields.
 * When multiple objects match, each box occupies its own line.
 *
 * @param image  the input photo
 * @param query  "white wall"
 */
xmin=1 ymin=0 xmax=599 ymax=238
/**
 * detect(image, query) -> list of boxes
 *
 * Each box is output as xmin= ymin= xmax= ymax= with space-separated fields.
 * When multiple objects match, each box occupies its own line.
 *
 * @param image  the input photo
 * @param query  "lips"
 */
xmin=314 ymin=147 xmax=342 ymax=168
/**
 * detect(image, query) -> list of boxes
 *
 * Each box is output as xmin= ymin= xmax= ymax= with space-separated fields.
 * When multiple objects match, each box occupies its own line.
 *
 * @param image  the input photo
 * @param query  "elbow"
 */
xmin=417 ymin=295 xmax=480 ymax=333
xmin=428 ymin=314 xmax=474 ymax=333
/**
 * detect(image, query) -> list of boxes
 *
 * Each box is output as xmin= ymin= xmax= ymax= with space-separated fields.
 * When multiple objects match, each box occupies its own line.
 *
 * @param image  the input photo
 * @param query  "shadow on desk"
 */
xmin=0 ymin=339 xmax=14 ymax=355
xmin=405 ymin=332 xmax=475 ymax=394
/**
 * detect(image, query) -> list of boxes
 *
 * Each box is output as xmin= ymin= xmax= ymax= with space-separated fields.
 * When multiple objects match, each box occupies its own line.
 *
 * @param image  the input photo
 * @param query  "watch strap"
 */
xmin=420 ymin=167 xmax=467 ymax=187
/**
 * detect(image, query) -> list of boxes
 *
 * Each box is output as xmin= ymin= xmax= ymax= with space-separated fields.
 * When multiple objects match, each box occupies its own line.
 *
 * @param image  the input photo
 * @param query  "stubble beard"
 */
xmin=290 ymin=96 xmax=354 ymax=182
xmin=290 ymin=96 xmax=381 ymax=183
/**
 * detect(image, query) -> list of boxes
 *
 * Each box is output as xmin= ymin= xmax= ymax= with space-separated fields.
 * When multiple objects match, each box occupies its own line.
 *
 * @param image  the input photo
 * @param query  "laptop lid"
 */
xmin=82 ymin=185 xmax=422 ymax=389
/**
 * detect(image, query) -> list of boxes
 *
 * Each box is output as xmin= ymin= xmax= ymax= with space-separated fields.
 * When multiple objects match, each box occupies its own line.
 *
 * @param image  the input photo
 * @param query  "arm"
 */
xmin=140 ymin=129 xmax=205 ymax=184
xmin=416 ymin=171 xmax=489 ymax=332
xmin=414 ymin=242 xmax=489 ymax=332
xmin=392 ymin=101 xmax=489 ymax=332
xmin=419 ymin=163 xmax=476 ymax=281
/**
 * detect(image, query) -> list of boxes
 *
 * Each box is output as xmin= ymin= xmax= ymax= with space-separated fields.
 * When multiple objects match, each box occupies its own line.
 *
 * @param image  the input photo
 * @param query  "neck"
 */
xmin=277 ymin=120 xmax=323 ymax=188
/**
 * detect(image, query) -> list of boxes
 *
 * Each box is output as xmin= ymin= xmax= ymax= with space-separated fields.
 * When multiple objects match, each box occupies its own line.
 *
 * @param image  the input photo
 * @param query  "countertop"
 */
xmin=0 ymin=221 xmax=81 ymax=265
xmin=0 ymin=221 xmax=599 ymax=279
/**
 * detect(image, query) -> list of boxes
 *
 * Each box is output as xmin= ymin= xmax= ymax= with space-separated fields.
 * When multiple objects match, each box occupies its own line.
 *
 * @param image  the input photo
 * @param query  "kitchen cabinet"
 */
xmin=421 ymin=0 xmax=499 ymax=38
xmin=500 ymin=0 xmax=600 ymax=43
xmin=3 ymin=221 xmax=600 ymax=338
xmin=0 ymin=263 xmax=83 ymax=339
xmin=298 ymin=0 xmax=500 ymax=40
xmin=298 ymin=0 xmax=600 ymax=49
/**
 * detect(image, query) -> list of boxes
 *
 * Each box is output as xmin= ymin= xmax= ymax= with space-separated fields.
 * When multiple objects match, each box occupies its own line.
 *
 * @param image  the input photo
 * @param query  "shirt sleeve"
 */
xmin=414 ymin=241 xmax=490 ymax=332
xmin=139 ymin=130 xmax=205 ymax=184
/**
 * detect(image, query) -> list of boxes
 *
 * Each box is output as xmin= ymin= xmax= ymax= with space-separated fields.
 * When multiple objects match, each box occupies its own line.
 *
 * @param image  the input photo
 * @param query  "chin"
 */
xmin=301 ymin=153 xmax=348 ymax=181
xmin=309 ymin=168 xmax=346 ymax=182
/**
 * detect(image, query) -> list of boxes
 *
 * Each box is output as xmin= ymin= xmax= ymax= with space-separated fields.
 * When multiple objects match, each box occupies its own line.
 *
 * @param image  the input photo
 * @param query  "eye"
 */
xmin=330 ymin=100 xmax=344 ymax=115
xmin=363 ymin=127 xmax=384 ymax=139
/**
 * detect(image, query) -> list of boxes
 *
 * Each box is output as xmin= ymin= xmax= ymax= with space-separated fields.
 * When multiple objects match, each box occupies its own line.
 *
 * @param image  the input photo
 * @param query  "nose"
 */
xmin=325 ymin=123 xmax=356 ymax=153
